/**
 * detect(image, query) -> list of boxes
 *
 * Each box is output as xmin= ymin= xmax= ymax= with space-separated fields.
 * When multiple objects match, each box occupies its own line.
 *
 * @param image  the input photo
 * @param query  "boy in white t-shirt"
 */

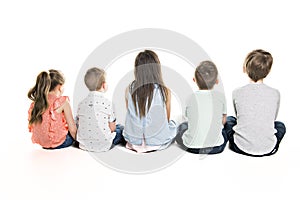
xmin=76 ymin=67 xmax=125 ymax=152
xmin=176 ymin=61 xmax=228 ymax=154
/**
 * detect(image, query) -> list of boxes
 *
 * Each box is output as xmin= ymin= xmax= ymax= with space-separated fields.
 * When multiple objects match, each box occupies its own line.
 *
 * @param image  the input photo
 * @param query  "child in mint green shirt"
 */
xmin=176 ymin=60 xmax=228 ymax=154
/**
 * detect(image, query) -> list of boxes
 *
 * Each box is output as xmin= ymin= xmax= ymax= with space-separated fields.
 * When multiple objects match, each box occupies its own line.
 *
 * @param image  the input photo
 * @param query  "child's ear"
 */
xmin=243 ymin=66 xmax=247 ymax=73
xmin=215 ymin=79 xmax=219 ymax=85
xmin=102 ymin=82 xmax=108 ymax=91
xmin=193 ymin=77 xmax=196 ymax=82
xmin=58 ymin=84 xmax=64 ymax=93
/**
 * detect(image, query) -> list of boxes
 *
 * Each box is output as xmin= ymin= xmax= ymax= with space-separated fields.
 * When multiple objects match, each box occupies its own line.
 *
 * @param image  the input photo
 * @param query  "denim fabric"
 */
xmin=43 ymin=133 xmax=74 ymax=150
xmin=112 ymin=124 xmax=126 ymax=145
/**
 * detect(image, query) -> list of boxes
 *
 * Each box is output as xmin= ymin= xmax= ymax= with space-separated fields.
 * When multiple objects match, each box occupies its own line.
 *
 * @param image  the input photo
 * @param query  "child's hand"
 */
xmin=108 ymin=121 xmax=116 ymax=133
xmin=222 ymin=114 xmax=227 ymax=125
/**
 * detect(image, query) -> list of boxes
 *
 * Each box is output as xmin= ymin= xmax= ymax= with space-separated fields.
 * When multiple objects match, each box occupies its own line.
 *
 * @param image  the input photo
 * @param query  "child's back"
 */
xmin=184 ymin=90 xmax=226 ymax=148
xmin=77 ymin=91 xmax=116 ymax=152
xmin=232 ymin=83 xmax=280 ymax=154
xmin=125 ymin=83 xmax=175 ymax=148
xmin=29 ymin=94 xmax=70 ymax=148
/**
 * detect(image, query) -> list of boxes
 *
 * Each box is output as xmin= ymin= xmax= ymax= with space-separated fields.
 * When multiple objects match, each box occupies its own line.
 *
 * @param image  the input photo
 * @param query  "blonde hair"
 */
xmin=28 ymin=69 xmax=65 ymax=124
xmin=84 ymin=67 xmax=106 ymax=91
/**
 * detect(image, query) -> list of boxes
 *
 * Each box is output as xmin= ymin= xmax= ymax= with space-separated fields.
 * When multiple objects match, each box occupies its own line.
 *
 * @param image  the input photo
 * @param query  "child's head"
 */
xmin=194 ymin=60 xmax=218 ymax=90
xmin=28 ymin=69 xmax=65 ymax=124
xmin=134 ymin=49 xmax=163 ymax=85
xmin=131 ymin=50 xmax=168 ymax=117
xmin=48 ymin=69 xmax=65 ymax=92
xmin=243 ymin=49 xmax=273 ymax=82
xmin=84 ymin=67 xmax=106 ymax=91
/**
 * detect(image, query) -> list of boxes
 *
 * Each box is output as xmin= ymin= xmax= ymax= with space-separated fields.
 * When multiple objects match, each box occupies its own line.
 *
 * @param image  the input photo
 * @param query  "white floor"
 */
xmin=1 ymin=1 xmax=299 ymax=199
xmin=1 ymin=130 xmax=297 ymax=200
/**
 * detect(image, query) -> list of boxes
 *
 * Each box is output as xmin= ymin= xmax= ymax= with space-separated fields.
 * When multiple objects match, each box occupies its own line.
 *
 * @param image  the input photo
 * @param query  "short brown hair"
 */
xmin=84 ymin=67 xmax=106 ymax=91
xmin=195 ymin=60 xmax=218 ymax=89
xmin=244 ymin=49 xmax=273 ymax=82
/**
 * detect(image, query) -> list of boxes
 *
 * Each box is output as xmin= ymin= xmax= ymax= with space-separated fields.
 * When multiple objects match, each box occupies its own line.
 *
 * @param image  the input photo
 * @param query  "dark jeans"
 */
xmin=112 ymin=124 xmax=126 ymax=145
xmin=176 ymin=122 xmax=228 ymax=154
xmin=225 ymin=116 xmax=286 ymax=157
xmin=43 ymin=133 xmax=74 ymax=150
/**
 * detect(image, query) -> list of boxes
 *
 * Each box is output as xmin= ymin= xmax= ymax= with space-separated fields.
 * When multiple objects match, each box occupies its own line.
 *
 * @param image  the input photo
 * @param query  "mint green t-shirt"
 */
xmin=183 ymin=90 xmax=227 ymax=148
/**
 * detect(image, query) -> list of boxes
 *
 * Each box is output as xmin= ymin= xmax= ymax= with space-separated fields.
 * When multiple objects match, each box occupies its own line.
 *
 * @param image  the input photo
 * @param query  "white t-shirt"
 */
xmin=76 ymin=91 xmax=116 ymax=152
xmin=183 ymin=90 xmax=227 ymax=148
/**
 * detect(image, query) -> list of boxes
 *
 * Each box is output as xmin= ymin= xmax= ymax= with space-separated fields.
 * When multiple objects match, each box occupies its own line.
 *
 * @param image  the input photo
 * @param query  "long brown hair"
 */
xmin=130 ymin=50 xmax=169 ymax=118
xmin=28 ymin=69 xmax=65 ymax=124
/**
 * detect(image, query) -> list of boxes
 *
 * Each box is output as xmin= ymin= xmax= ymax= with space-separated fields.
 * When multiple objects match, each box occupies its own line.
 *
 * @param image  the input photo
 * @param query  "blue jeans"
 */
xmin=224 ymin=116 xmax=286 ymax=157
xmin=175 ymin=122 xmax=228 ymax=154
xmin=112 ymin=124 xmax=125 ymax=145
xmin=44 ymin=133 xmax=74 ymax=150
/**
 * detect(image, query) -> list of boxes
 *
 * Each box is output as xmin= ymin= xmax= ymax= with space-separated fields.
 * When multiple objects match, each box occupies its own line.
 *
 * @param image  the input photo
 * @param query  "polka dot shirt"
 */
xmin=76 ymin=91 xmax=116 ymax=152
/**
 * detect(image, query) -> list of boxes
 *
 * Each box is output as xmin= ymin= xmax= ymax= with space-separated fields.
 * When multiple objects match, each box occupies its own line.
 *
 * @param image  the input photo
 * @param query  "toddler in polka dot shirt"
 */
xmin=76 ymin=67 xmax=125 ymax=152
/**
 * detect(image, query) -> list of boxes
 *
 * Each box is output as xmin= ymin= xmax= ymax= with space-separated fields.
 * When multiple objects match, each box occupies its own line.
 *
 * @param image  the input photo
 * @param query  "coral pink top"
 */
xmin=28 ymin=94 xmax=69 ymax=148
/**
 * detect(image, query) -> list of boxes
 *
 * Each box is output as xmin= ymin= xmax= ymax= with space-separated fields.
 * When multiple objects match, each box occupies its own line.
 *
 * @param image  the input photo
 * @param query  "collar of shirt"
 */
xmin=89 ymin=91 xmax=105 ymax=96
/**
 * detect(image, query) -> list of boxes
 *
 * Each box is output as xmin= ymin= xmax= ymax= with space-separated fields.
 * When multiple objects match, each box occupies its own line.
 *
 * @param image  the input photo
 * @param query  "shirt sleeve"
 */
xmin=219 ymin=92 xmax=227 ymax=115
xmin=75 ymin=114 xmax=79 ymax=129
xmin=185 ymin=94 xmax=193 ymax=119
xmin=53 ymin=96 xmax=69 ymax=110
xmin=106 ymin=99 xmax=116 ymax=123
xmin=28 ymin=102 xmax=34 ymax=132
xmin=275 ymin=90 xmax=280 ymax=119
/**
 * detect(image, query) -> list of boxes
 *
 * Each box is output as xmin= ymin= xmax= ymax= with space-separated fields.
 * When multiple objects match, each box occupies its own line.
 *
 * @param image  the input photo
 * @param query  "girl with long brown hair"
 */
xmin=123 ymin=50 xmax=176 ymax=153
xmin=28 ymin=69 xmax=77 ymax=149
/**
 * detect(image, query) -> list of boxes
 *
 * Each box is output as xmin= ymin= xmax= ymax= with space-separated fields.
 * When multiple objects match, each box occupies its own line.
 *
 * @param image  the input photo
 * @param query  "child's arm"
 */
xmin=125 ymin=86 xmax=129 ymax=109
xmin=166 ymin=89 xmax=171 ymax=121
xmin=184 ymin=95 xmax=193 ymax=122
xmin=232 ymin=91 xmax=237 ymax=116
xmin=222 ymin=93 xmax=227 ymax=125
xmin=275 ymin=92 xmax=280 ymax=119
xmin=107 ymin=99 xmax=117 ymax=133
xmin=28 ymin=103 xmax=34 ymax=132
xmin=58 ymin=99 xmax=77 ymax=139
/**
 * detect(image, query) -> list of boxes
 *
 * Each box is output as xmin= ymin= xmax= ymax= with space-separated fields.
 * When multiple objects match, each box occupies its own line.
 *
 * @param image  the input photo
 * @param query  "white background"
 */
xmin=0 ymin=0 xmax=299 ymax=199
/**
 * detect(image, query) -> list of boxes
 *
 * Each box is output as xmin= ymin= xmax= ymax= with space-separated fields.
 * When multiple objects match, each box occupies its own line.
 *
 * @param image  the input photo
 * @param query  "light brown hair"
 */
xmin=28 ymin=69 xmax=65 ymax=124
xmin=130 ymin=50 xmax=169 ymax=118
xmin=244 ymin=49 xmax=273 ymax=82
xmin=195 ymin=60 xmax=218 ymax=90
xmin=84 ymin=67 xmax=106 ymax=91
